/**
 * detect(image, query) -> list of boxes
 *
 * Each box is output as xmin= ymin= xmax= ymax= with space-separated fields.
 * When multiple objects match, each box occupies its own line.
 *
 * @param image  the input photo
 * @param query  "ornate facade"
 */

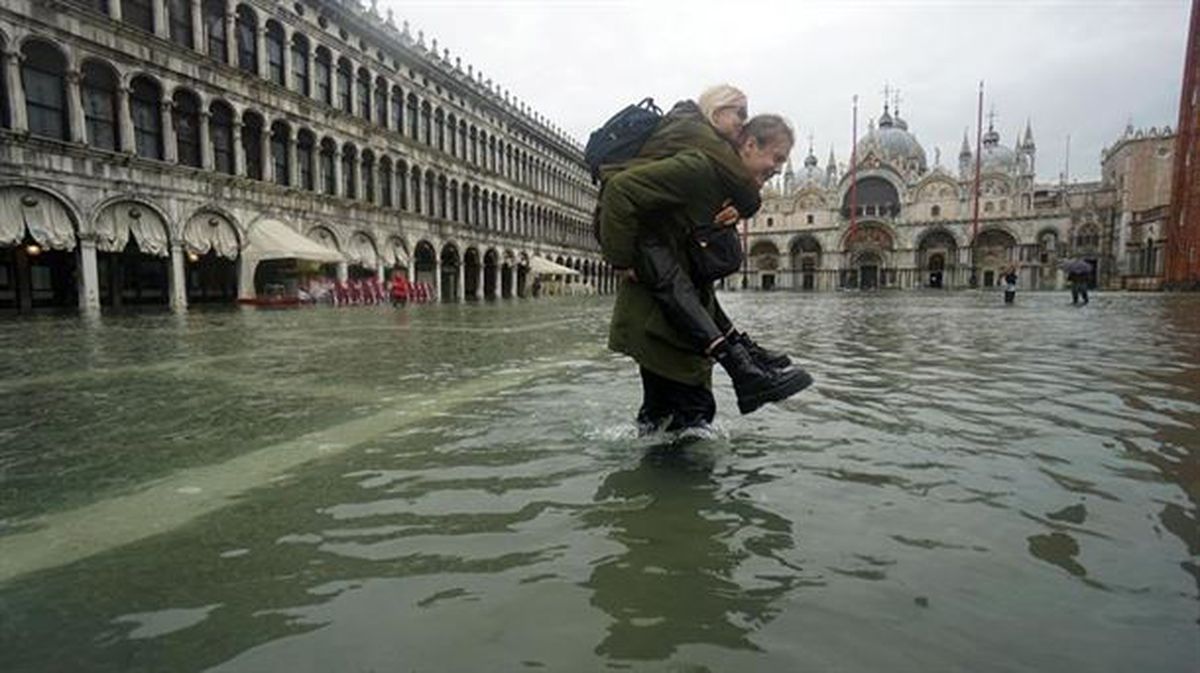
xmin=742 ymin=99 xmax=1173 ymax=293
xmin=0 ymin=0 xmax=606 ymax=313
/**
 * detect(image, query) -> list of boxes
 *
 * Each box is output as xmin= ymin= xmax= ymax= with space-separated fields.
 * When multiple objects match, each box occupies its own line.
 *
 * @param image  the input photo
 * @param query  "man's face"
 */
xmin=739 ymin=136 xmax=793 ymax=186
xmin=711 ymin=98 xmax=748 ymax=142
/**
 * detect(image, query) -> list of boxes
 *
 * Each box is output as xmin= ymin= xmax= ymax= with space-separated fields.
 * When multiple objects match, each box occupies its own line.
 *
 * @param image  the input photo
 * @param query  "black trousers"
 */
xmin=1071 ymin=282 xmax=1089 ymax=305
xmin=635 ymin=239 xmax=731 ymax=354
xmin=637 ymin=367 xmax=716 ymax=433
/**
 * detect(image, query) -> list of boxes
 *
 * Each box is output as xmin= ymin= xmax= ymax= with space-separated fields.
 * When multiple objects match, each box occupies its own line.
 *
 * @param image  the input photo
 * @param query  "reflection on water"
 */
xmin=0 ymin=293 xmax=1197 ymax=672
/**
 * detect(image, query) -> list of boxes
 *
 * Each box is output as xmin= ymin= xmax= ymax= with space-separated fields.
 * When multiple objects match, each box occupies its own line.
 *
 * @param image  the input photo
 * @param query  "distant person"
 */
xmin=1068 ymin=263 xmax=1090 ymax=306
xmin=1003 ymin=265 xmax=1018 ymax=304
xmin=391 ymin=272 xmax=410 ymax=307
xmin=531 ymin=276 xmax=543 ymax=298
xmin=600 ymin=115 xmax=812 ymax=434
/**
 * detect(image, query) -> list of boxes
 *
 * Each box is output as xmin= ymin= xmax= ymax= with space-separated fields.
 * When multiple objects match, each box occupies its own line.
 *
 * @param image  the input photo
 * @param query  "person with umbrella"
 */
xmin=1063 ymin=259 xmax=1092 ymax=305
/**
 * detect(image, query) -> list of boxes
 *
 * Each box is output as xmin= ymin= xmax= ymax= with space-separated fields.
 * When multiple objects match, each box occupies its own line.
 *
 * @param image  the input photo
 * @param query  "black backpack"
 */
xmin=583 ymin=98 xmax=663 ymax=182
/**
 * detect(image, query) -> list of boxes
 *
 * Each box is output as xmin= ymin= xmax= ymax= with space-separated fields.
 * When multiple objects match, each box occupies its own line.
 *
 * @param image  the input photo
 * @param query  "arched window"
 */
xmin=21 ymin=41 xmax=68 ymax=141
xmin=361 ymin=151 xmax=375 ymax=203
xmin=406 ymin=93 xmax=418 ymax=139
xmin=931 ymin=205 xmax=941 ymax=218
xmin=374 ymin=77 xmax=387 ymax=128
xmin=380 ymin=158 xmax=393 ymax=207
xmin=270 ymin=121 xmax=289 ymax=186
xmin=173 ymin=90 xmax=201 ymax=167
xmin=479 ymin=130 xmax=488 ymax=168
xmin=130 ymin=76 xmax=162 ymax=159
xmin=469 ymin=126 xmax=478 ymax=164
xmin=356 ymin=68 xmax=370 ymax=121
xmin=290 ymin=34 xmax=309 ymax=95
xmin=210 ymin=101 xmax=234 ymax=174
xmin=203 ymin=0 xmax=226 ymax=63
xmin=242 ymin=111 xmax=263 ymax=179
xmin=235 ymin=5 xmax=257 ymax=74
xmin=169 ymin=0 xmax=194 ymax=49
xmin=319 ymin=138 xmax=336 ymax=195
xmin=336 ymin=58 xmax=352 ymax=114
xmin=480 ymin=189 xmax=490 ymax=228
xmin=81 ymin=60 xmax=119 ymax=150
xmin=341 ymin=144 xmax=356 ymax=198
xmin=447 ymin=114 xmax=457 ymax=156
xmin=122 ymin=0 xmax=154 ymax=32
xmin=438 ymin=175 xmax=447 ymax=218
xmin=472 ymin=187 xmax=481 ymax=226
xmin=390 ymin=85 xmax=403 ymax=132
xmin=459 ymin=122 xmax=468 ymax=161
xmin=449 ymin=181 xmax=459 ymax=221
xmin=314 ymin=48 xmax=331 ymax=105
xmin=425 ymin=171 xmax=435 ymax=215
xmin=297 ymin=129 xmax=315 ymax=190
xmin=266 ymin=21 xmax=285 ymax=86
xmin=410 ymin=167 xmax=421 ymax=214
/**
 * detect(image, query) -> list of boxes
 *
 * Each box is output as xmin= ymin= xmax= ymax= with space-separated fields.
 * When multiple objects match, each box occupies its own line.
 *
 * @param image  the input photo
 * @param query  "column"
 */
xmin=305 ymin=50 xmax=316 ymax=99
xmin=376 ymin=264 xmax=385 ymax=284
xmin=328 ymin=50 xmax=340 ymax=108
xmin=109 ymin=0 xmax=122 ymax=20
xmin=352 ymin=158 xmax=363 ymax=202
xmin=406 ymin=262 xmax=415 ymax=288
xmin=169 ymin=243 xmax=187 ymax=310
xmin=4 ymin=49 xmax=28 ymax=133
xmin=154 ymin=0 xmax=170 ymax=38
xmin=286 ymin=127 xmax=298 ymax=187
xmin=224 ymin=1 xmax=237 ymax=66
xmin=198 ymin=110 xmax=213 ymax=169
xmin=281 ymin=26 xmax=293 ymax=91
xmin=260 ymin=124 xmax=272 ymax=183
xmin=331 ymin=147 xmax=343 ymax=197
xmin=473 ymin=262 xmax=482 ymax=299
xmin=190 ymin=0 xmax=204 ymax=54
xmin=161 ymin=100 xmax=177 ymax=163
xmin=433 ymin=256 xmax=441 ymax=302
xmin=255 ymin=26 xmax=267 ymax=79
xmin=508 ymin=264 xmax=518 ymax=299
xmin=232 ymin=119 xmax=245 ymax=176
xmin=77 ymin=237 xmax=101 ymax=312
xmin=117 ymin=85 xmax=136 ymax=154
xmin=456 ymin=261 xmax=465 ymax=302
xmin=66 ymin=70 xmax=87 ymax=144
xmin=336 ymin=262 xmax=348 ymax=283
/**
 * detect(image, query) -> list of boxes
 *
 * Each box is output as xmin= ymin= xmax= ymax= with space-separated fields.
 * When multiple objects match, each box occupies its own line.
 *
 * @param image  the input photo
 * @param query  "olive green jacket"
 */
xmin=602 ymin=101 xmax=761 ymax=219
xmin=601 ymin=150 xmax=729 ymax=385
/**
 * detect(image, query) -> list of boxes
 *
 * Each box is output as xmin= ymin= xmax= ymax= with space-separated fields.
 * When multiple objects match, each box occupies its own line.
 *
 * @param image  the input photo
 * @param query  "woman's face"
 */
xmin=711 ymin=98 xmax=748 ymax=141
xmin=739 ymin=135 xmax=793 ymax=187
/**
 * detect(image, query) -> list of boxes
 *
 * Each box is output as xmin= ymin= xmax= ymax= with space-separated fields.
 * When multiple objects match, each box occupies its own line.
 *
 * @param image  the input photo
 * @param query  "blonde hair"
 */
xmin=698 ymin=84 xmax=747 ymax=127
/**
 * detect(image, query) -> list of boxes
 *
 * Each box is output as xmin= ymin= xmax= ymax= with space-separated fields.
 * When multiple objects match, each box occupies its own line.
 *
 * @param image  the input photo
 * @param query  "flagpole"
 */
xmin=848 ymin=95 xmax=859 ymax=288
xmin=970 ymin=80 xmax=984 ymax=287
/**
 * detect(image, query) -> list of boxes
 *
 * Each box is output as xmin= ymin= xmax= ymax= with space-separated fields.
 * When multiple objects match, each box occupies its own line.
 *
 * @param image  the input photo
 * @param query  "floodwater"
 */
xmin=0 ymin=291 xmax=1197 ymax=673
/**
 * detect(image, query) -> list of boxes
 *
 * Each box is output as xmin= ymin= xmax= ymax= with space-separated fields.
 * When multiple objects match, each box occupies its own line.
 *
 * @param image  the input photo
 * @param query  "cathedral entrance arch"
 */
xmin=842 ymin=223 xmax=894 ymax=289
xmin=789 ymin=235 xmax=821 ymax=291
xmin=917 ymin=229 xmax=958 ymax=289
xmin=973 ymin=228 xmax=1017 ymax=288
xmin=463 ymin=247 xmax=481 ymax=299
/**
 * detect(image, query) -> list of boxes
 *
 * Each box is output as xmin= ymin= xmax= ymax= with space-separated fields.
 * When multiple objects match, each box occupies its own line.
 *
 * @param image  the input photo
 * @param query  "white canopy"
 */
xmin=243 ymin=219 xmax=344 ymax=263
xmin=528 ymin=256 xmax=580 ymax=276
xmin=95 ymin=203 xmax=170 ymax=257
xmin=0 ymin=188 xmax=76 ymax=250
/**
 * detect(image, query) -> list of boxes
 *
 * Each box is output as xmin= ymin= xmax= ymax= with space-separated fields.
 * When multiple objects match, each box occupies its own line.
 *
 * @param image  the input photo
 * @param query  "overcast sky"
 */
xmin=380 ymin=0 xmax=1189 ymax=182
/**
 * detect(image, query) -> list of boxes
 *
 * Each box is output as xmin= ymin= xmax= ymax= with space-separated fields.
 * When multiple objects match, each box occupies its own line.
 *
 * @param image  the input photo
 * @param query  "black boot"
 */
xmin=731 ymin=331 xmax=792 ymax=369
xmin=714 ymin=342 xmax=813 ymax=414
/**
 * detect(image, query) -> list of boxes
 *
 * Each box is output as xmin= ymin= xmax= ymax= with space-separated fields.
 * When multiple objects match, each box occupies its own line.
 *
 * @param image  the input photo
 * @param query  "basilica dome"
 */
xmin=797 ymin=150 xmax=825 ymax=188
xmin=856 ymin=106 xmax=928 ymax=173
xmin=979 ymin=126 xmax=1017 ymax=174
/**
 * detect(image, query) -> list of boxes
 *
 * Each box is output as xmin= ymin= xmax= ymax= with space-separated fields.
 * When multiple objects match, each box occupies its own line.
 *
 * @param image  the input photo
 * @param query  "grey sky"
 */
xmin=381 ymin=0 xmax=1189 ymax=182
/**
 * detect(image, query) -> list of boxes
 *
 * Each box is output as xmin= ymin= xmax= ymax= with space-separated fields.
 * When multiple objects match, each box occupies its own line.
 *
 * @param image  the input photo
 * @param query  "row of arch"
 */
xmin=67 ymin=1 xmax=592 ymax=209
xmin=6 ymin=38 xmax=594 ymax=249
xmin=743 ymin=222 xmax=1090 ymax=291
xmin=0 ymin=183 xmax=614 ymax=312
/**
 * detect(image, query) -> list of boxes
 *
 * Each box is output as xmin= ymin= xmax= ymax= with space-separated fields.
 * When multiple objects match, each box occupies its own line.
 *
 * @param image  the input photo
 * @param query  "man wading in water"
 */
xmin=600 ymin=113 xmax=812 ymax=434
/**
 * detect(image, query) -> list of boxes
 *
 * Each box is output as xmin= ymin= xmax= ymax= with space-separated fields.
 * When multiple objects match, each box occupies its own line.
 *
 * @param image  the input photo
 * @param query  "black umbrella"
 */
xmin=1063 ymin=259 xmax=1092 ymax=276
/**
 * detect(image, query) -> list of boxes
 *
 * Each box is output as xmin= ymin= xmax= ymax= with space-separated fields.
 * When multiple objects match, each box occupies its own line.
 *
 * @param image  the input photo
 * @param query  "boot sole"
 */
xmin=737 ymin=370 xmax=814 ymax=415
